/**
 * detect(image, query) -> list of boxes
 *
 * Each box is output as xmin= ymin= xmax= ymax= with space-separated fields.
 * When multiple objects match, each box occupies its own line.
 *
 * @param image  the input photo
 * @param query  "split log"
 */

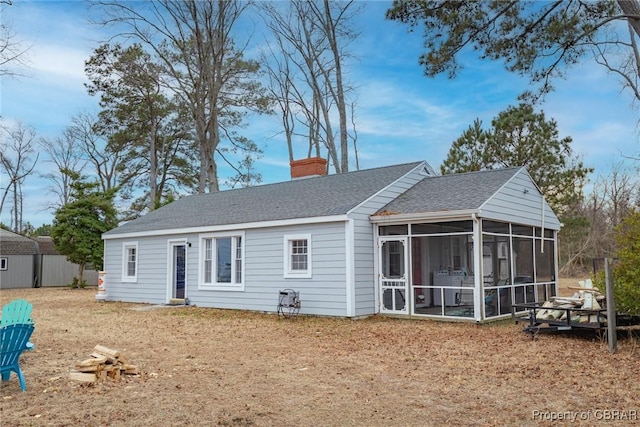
xmin=76 ymin=365 xmax=101 ymax=373
xmin=93 ymin=344 xmax=120 ymax=358
xmin=535 ymin=301 xmax=555 ymax=319
xmin=93 ymin=345 xmax=120 ymax=364
xmin=69 ymin=372 xmax=97 ymax=383
xmin=551 ymin=296 xmax=584 ymax=306
xmin=70 ymin=345 xmax=139 ymax=384
xmin=122 ymin=364 xmax=139 ymax=375
xmin=567 ymin=286 xmax=602 ymax=293
xmin=76 ymin=355 xmax=108 ymax=367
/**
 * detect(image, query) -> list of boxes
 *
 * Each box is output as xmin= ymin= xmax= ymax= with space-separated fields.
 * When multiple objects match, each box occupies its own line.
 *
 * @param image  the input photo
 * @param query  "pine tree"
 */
xmin=51 ymin=171 xmax=118 ymax=287
xmin=441 ymin=103 xmax=592 ymax=215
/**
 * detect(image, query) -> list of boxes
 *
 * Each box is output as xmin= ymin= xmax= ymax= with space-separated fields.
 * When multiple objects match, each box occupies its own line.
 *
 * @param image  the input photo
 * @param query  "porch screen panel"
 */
xmin=384 ymin=241 xmax=403 ymax=278
xmin=535 ymin=239 xmax=554 ymax=282
xmin=379 ymin=225 xmax=408 ymax=236
xmin=512 ymin=236 xmax=535 ymax=304
xmin=512 ymin=237 xmax=534 ymax=280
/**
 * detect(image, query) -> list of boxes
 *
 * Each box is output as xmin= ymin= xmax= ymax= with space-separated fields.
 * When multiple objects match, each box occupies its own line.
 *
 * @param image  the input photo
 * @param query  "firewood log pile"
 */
xmin=69 ymin=345 xmax=139 ymax=383
xmin=535 ymin=279 xmax=606 ymax=324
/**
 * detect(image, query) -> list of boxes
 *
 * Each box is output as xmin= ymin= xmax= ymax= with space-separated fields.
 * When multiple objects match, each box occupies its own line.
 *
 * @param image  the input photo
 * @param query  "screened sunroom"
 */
xmin=370 ymin=167 xmax=561 ymax=322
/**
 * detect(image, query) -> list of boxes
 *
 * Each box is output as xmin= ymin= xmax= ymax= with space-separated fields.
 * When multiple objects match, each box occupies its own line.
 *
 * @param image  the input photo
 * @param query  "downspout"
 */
xmin=540 ymin=195 xmax=545 ymax=254
xmin=373 ymin=225 xmax=380 ymax=314
xmin=471 ymin=213 xmax=482 ymax=322
xmin=553 ymin=230 xmax=560 ymax=296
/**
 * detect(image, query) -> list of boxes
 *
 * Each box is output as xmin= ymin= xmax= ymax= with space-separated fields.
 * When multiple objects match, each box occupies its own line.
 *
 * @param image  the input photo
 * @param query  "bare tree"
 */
xmin=0 ymin=121 xmax=39 ymax=232
xmin=605 ymin=162 xmax=639 ymax=226
xmin=261 ymin=0 xmax=360 ymax=173
xmin=308 ymin=0 xmax=356 ymax=172
xmin=68 ymin=113 xmax=124 ymax=194
xmin=39 ymin=128 xmax=87 ymax=209
xmin=0 ymin=2 xmax=31 ymax=77
xmin=94 ymin=0 xmax=270 ymax=193
xmin=559 ymin=161 xmax=640 ymax=275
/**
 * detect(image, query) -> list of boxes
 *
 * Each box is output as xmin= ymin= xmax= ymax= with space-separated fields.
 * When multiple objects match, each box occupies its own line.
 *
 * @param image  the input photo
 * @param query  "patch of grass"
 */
xmin=66 ymin=277 xmax=87 ymax=288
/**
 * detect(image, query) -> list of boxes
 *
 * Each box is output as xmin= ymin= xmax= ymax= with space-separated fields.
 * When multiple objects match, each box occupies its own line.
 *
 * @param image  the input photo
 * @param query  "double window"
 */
xmin=284 ymin=234 xmax=312 ymax=278
xmin=200 ymin=232 xmax=244 ymax=289
xmin=122 ymin=242 xmax=138 ymax=282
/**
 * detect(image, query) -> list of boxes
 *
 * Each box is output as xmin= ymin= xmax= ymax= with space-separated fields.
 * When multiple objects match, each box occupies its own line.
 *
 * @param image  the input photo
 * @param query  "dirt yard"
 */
xmin=1 ymin=282 xmax=638 ymax=427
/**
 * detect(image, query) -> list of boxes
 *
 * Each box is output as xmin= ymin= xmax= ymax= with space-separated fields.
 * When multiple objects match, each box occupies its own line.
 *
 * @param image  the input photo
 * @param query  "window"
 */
xmin=0 ymin=257 xmax=7 ymax=271
xmin=200 ymin=232 xmax=244 ymax=289
xmin=284 ymin=234 xmax=312 ymax=278
xmin=122 ymin=242 xmax=138 ymax=282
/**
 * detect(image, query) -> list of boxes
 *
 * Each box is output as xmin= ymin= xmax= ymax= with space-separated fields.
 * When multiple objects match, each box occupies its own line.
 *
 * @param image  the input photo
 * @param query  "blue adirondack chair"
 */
xmin=1 ymin=299 xmax=34 ymax=351
xmin=1 ymin=299 xmax=34 ymax=327
xmin=0 ymin=323 xmax=35 ymax=391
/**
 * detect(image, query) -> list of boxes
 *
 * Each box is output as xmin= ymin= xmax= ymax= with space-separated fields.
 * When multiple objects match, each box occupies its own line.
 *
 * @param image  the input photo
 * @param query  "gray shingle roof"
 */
xmin=376 ymin=167 xmax=522 ymax=215
xmin=0 ymin=229 xmax=39 ymax=255
xmin=104 ymin=162 xmax=423 ymax=236
xmin=31 ymin=236 xmax=59 ymax=255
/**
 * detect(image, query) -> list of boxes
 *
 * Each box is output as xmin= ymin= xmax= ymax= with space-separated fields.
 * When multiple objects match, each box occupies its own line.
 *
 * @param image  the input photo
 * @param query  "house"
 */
xmin=101 ymin=159 xmax=561 ymax=321
xmin=0 ymin=230 xmax=99 ymax=289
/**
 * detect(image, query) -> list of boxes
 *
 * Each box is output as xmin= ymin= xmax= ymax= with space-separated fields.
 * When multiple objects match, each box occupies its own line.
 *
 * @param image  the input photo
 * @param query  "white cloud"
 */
xmin=29 ymin=43 xmax=89 ymax=82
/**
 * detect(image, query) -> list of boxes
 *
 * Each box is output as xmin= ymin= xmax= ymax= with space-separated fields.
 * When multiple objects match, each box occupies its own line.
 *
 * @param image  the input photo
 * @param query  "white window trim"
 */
xmin=0 ymin=257 xmax=7 ymax=271
xmin=121 ymin=242 xmax=138 ymax=283
xmin=284 ymin=234 xmax=312 ymax=279
xmin=198 ymin=231 xmax=245 ymax=291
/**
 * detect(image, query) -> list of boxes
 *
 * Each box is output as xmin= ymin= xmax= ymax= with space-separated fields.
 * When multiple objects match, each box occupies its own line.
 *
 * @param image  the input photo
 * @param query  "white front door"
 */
xmin=378 ymin=237 xmax=409 ymax=314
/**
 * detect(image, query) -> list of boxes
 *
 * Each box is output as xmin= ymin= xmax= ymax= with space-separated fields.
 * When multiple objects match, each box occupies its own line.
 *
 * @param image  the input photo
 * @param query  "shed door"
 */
xmin=379 ymin=237 xmax=409 ymax=314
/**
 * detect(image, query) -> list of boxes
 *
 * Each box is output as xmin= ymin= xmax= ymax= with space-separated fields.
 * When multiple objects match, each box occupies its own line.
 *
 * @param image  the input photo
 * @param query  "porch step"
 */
xmin=167 ymin=298 xmax=186 ymax=306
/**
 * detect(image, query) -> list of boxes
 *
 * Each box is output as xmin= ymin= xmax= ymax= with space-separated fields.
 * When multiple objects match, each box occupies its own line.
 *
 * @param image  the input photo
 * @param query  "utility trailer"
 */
xmin=511 ymin=302 xmax=607 ymax=338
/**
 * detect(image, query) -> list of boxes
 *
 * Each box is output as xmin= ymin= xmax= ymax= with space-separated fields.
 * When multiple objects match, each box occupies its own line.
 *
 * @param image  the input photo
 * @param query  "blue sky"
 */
xmin=1 ymin=0 xmax=639 ymax=228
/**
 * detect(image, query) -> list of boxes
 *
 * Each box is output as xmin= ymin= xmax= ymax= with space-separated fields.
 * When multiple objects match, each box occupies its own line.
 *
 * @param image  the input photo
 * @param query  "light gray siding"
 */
xmin=104 ymin=222 xmax=349 ymax=316
xmin=479 ymin=169 xmax=561 ymax=229
xmin=103 ymin=235 xmax=185 ymax=304
xmin=0 ymin=255 xmax=35 ymax=289
xmin=349 ymin=166 xmax=427 ymax=316
xmin=191 ymin=222 xmax=347 ymax=316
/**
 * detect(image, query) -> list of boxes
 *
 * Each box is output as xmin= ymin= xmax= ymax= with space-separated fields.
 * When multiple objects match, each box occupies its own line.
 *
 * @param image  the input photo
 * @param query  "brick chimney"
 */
xmin=290 ymin=157 xmax=328 ymax=179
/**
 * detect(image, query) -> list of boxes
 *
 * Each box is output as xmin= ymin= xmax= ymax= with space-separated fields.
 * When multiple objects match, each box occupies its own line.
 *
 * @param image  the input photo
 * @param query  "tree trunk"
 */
xmin=149 ymin=119 xmax=158 ymax=209
xmin=77 ymin=262 xmax=85 ymax=288
xmin=323 ymin=0 xmax=349 ymax=173
xmin=618 ymin=0 xmax=640 ymax=38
